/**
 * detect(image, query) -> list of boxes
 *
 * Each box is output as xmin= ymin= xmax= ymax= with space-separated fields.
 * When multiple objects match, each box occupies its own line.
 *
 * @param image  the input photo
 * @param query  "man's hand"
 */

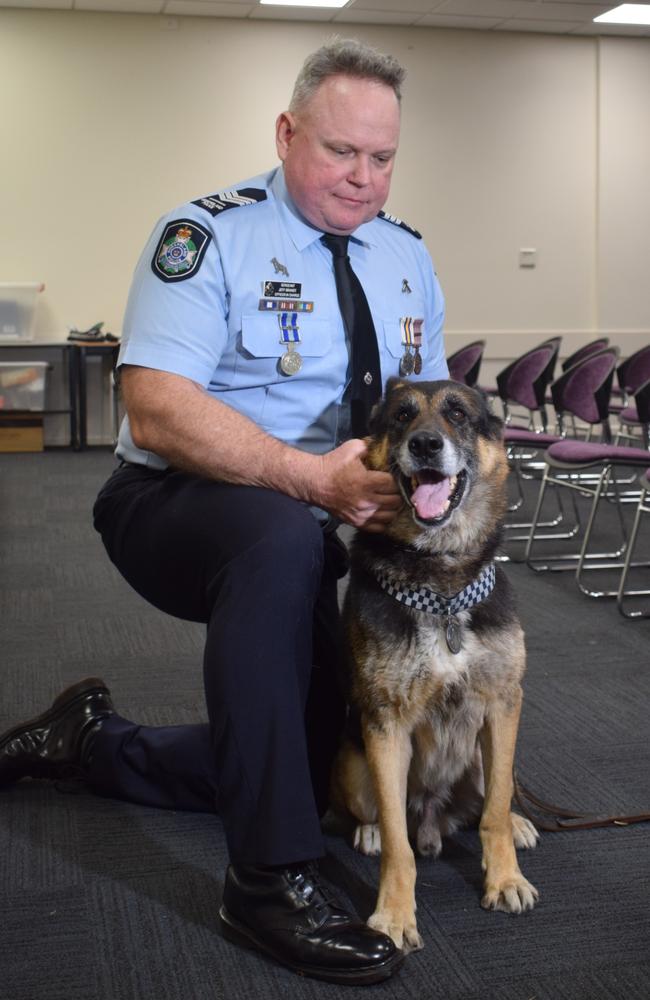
xmin=312 ymin=439 xmax=402 ymax=532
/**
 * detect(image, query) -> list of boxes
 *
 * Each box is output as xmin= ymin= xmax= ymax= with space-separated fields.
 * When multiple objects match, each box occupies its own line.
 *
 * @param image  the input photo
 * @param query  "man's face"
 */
xmin=276 ymin=74 xmax=401 ymax=235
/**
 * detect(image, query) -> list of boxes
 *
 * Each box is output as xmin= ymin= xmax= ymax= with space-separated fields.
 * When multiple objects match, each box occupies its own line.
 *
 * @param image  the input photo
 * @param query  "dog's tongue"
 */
xmin=411 ymin=478 xmax=451 ymax=520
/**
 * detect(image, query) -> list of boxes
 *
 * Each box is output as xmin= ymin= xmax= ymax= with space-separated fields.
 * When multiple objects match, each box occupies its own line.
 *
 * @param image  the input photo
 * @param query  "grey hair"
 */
xmin=289 ymin=37 xmax=405 ymax=112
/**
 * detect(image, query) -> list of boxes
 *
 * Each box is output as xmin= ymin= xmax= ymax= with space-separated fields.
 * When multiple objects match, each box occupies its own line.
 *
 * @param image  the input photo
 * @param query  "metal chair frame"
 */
xmin=617 ymin=469 xmax=650 ymax=618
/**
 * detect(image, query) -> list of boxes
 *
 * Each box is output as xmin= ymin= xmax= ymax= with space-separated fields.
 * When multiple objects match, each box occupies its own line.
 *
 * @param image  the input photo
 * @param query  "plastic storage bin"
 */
xmin=0 ymin=282 xmax=44 ymax=341
xmin=0 ymin=361 xmax=48 ymax=411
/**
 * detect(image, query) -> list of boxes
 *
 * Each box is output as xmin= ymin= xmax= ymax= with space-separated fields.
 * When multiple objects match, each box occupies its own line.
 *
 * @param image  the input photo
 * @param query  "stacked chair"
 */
xmin=613 ymin=344 xmax=650 ymax=445
xmin=522 ymin=348 xmax=650 ymax=603
xmin=560 ymin=337 xmax=609 ymax=373
xmin=446 ymin=339 xmax=485 ymax=387
xmin=502 ymin=347 xmax=619 ymax=548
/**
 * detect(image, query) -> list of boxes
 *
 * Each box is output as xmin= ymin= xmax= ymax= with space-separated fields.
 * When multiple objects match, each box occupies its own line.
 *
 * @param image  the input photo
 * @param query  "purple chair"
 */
xmin=617 ymin=374 xmax=650 ymax=448
xmin=524 ymin=354 xmax=650 ymax=598
xmin=610 ymin=343 xmax=650 ymax=418
xmin=560 ymin=337 xmax=610 ymax=372
xmin=495 ymin=338 xmax=561 ymax=431
xmin=503 ymin=348 xmax=619 ymax=533
xmin=446 ymin=340 xmax=486 ymax=388
xmin=481 ymin=338 xmax=561 ymax=426
xmin=617 ymin=467 xmax=650 ymax=619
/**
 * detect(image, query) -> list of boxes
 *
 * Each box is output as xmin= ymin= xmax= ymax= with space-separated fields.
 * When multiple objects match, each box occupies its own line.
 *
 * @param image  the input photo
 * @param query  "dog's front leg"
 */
xmin=479 ymin=692 xmax=539 ymax=914
xmin=363 ymin=719 xmax=423 ymax=952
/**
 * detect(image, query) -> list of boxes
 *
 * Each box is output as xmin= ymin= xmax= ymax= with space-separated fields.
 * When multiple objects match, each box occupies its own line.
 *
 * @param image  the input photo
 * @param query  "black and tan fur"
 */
xmin=331 ymin=378 xmax=539 ymax=952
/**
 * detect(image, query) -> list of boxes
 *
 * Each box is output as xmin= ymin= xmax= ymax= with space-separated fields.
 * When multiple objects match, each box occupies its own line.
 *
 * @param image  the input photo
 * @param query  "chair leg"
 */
xmin=617 ymin=487 xmax=650 ymax=619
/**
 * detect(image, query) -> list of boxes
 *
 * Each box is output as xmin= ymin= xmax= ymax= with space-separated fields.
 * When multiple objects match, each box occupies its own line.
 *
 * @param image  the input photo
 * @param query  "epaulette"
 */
xmin=377 ymin=210 xmax=422 ymax=240
xmin=191 ymin=187 xmax=267 ymax=218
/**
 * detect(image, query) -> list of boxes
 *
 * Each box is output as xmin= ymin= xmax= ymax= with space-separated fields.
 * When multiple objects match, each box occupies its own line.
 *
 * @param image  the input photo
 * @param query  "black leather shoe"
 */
xmin=0 ymin=677 xmax=114 ymax=786
xmin=219 ymin=862 xmax=402 ymax=984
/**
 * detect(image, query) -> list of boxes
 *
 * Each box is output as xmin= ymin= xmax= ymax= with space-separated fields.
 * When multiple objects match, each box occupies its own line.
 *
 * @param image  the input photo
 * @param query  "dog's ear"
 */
xmin=367 ymin=377 xmax=407 ymax=437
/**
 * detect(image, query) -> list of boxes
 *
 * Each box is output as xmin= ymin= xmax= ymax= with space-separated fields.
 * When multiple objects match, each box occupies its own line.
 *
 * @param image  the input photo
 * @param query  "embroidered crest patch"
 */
xmin=152 ymin=219 xmax=212 ymax=283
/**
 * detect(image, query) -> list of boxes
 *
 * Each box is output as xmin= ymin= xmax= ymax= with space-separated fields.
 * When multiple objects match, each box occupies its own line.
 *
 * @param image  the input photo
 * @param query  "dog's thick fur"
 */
xmin=331 ymin=378 xmax=539 ymax=952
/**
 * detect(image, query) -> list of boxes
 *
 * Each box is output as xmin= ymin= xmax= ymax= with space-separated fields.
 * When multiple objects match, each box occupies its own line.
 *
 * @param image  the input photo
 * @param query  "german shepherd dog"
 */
xmin=331 ymin=378 xmax=539 ymax=953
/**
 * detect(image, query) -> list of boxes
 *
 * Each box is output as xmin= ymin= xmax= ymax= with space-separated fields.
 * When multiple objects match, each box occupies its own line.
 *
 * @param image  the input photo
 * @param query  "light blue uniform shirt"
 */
xmin=116 ymin=167 xmax=447 ymax=467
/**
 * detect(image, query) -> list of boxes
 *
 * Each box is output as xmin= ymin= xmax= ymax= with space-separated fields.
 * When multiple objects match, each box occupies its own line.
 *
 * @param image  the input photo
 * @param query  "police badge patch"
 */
xmin=152 ymin=219 xmax=212 ymax=283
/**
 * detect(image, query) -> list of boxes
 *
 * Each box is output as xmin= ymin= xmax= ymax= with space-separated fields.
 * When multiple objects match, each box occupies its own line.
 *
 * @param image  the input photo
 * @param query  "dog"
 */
xmin=331 ymin=378 xmax=539 ymax=953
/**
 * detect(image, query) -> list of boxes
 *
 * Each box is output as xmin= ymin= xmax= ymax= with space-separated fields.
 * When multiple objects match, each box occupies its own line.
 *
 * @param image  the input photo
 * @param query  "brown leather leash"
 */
xmin=513 ymin=770 xmax=650 ymax=832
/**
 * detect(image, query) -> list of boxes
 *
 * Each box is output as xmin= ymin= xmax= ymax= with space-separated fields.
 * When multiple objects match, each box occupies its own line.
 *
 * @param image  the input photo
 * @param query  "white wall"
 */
xmin=1 ymin=10 xmax=649 ymax=440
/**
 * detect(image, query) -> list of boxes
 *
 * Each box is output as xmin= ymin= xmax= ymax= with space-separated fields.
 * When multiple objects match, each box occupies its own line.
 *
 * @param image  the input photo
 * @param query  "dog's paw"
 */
xmin=481 ymin=875 xmax=539 ymax=914
xmin=368 ymin=910 xmax=423 ymax=953
xmin=511 ymin=812 xmax=539 ymax=850
xmin=353 ymin=822 xmax=382 ymax=856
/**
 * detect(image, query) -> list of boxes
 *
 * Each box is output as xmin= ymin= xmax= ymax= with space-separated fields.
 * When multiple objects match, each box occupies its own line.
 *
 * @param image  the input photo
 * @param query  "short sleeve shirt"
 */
xmin=116 ymin=167 xmax=447 ymax=467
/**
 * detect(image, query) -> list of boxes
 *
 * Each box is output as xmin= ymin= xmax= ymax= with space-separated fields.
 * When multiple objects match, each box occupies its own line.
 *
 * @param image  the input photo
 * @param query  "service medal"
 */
xmin=413 ymin=319 xmax=423 ymax=374
xmin=278 ymin=311 xmax=302 ymax=377
xmin=399 ymin=350 xmax=415 ymax=376
xmin=279 ymin=347 xmax=303 ymax=376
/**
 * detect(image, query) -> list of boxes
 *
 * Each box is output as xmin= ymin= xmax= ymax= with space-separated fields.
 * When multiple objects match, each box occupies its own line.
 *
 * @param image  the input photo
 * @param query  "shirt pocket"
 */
xmin=380 ymin=315 xmax=428 ymax=378
xmin=239 ymin=313 xmax=333 ymax=373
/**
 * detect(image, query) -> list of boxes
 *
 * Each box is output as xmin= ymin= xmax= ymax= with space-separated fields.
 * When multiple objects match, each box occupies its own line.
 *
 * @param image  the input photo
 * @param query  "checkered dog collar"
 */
xmin=374 ymin=563 xmax=497 ymax=654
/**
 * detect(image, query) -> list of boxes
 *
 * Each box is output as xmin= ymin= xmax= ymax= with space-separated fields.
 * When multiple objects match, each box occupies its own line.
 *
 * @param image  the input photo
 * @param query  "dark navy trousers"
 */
xmin=91 ymin=464 xmax=348 ymax=866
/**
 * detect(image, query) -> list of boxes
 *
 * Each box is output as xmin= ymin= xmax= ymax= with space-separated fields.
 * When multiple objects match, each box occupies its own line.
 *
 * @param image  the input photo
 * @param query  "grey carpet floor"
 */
xmin=0 ymin=450 xmax=648 ymax=1000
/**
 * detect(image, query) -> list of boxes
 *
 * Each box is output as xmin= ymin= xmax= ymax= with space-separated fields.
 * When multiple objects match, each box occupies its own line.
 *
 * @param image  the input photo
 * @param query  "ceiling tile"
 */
xmin=434 ymin=0 xmax=540 ymax=16
xmin=250 ymin=5 xmax=336 ymax=21
xmin=499 ymin=18 xmax=585 ymax=31
xmin=0 ymin=0 xmax=72 ymax=7
xmin=334 ymin=9 xmax=423 ymax=23
xmin=415 ymin=14 xmax=504 ymax=28
xmin=74 ymin=0 xmax=164 ymax=11
xmin=533 ymin=1 xmax=610 ymax=18
xmin=163 ymin=1 xmax=254 ymax=15
xmin=348 ymin=0 xmax=439 ymax=12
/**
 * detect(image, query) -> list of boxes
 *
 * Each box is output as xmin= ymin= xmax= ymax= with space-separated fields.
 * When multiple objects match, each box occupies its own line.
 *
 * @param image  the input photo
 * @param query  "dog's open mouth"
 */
xmin=400 ymin=468 xmax=468 ymax=525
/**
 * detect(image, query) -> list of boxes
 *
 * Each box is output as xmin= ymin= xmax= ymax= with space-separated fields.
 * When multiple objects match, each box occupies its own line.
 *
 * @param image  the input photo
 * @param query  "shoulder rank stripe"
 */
xmin=192 ymin=187 xmax=267 ymax=218
xmin=378 ymin=210 xmax=422 ymax=240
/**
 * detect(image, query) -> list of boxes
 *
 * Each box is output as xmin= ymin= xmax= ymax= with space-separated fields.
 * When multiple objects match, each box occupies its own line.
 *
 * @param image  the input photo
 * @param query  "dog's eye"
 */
xmin=448 ymin=406 xmax=467 ymax=424
xmin=394 ymin=407 xmax=414 ymax=424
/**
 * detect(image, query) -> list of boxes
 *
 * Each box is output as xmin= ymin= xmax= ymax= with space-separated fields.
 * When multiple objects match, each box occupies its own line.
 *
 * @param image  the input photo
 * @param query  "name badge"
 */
xmin=263 ymin=280 xmax=302 ymax=299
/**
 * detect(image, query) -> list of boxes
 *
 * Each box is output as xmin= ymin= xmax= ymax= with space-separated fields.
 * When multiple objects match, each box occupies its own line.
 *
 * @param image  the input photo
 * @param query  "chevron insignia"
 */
xmin=192 ymin=187 xmax=267 ymax=217
xmin=378 ymin=210 xmax=422 ymax=239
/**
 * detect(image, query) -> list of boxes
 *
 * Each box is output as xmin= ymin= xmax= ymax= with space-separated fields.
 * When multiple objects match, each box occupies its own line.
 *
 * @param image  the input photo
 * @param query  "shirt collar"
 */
xmin=270 ymin=167 xmax=379 ymax=252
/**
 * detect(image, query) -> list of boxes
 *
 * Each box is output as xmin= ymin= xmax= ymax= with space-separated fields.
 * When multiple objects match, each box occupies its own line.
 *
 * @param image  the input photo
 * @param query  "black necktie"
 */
xmin=321 ymin=233 xmax=381 ymax=437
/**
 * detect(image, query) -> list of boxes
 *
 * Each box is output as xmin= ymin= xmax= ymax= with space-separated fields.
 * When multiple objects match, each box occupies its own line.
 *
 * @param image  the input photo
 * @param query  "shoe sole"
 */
xmin=218 ymin=905 xmax=404 ymax=985
xmin=0 ymin=677 xmax=111 ymax=759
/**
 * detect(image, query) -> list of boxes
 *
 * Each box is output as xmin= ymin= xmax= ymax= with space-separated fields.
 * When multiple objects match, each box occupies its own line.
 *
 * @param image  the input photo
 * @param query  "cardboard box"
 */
xmin=0 ymin=413 xmax=44 ymax=452
xmin=0 ymin=283 xmax=44 ymax=342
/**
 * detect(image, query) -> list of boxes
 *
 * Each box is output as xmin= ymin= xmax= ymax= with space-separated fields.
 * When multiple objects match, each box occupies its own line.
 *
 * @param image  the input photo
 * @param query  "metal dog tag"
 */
xmin=445 ymin=614 xmax=462 ymax=655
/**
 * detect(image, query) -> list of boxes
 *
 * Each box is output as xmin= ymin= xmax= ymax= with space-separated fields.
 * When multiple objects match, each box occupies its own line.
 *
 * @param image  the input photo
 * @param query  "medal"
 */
xmin=413 ymin=319 xmax=423 ymax=375
xmin=400 ymin=317 xmax=424 ymax=376
xmin=278 ymin=312 xmax=302 ymax=376
xmin=445 ymin=613 xmax=462 ymax=655
xmin=399 ymin=350 xmax=415 ymax=376
xmin=400 ymin=318 xmax=416 ymax=376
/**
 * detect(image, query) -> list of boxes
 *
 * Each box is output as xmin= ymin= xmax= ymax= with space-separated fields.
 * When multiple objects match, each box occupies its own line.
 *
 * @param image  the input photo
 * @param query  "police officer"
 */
xmin=0 ymin=38 xmax=447 ymax=985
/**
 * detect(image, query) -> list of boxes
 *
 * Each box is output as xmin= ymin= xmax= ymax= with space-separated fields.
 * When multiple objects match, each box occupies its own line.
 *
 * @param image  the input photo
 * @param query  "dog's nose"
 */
xmin=408 ymin=432 xmax=443 ymax=462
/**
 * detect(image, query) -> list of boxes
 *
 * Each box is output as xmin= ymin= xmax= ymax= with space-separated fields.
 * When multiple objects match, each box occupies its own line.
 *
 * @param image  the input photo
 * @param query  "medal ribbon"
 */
xmin=400 ymin=317 xmax=414 ymax=347
xmin=278 ymin=312 xmax=301 ymax=343
xmin=400 ymin=317 xmax=423 ymax=348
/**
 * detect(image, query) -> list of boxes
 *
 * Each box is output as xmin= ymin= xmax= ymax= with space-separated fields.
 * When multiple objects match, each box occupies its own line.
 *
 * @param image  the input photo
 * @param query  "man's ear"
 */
xmin=275 ymin=111 xmax=295 ymax=162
